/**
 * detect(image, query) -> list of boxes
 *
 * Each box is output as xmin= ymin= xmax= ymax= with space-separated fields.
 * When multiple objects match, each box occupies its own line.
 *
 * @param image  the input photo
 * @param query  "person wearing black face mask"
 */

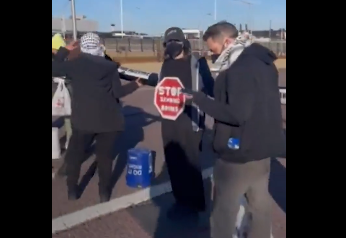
xmin=149 ymin=27 xmax=214 ymax=220
xmin=164 ymin=40 xmax=184 ymax=59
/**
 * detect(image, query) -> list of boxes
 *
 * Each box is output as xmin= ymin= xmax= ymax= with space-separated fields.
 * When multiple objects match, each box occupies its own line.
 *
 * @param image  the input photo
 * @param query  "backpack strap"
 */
xmin=190 ymin=55 xmax=203 ymax=132
xmin=190 ymin=55 xmax=200 ymax=91
xmin=157 ymin=70 xmax=161 ymax=84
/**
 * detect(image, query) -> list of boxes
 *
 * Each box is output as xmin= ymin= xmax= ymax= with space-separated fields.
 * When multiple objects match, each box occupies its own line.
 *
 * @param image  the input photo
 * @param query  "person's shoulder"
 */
xmin=76 ymin=54 xmax=118 ymax=79
xmin=224 ymin=56 xmax=256 ymax=85
xmin=226 ymin=54 xmax=262 ymax=78
xmin=82 ymin=53 xmax=115 ymax=67
xmin=236 ymin=53 xmax=261 ymax=67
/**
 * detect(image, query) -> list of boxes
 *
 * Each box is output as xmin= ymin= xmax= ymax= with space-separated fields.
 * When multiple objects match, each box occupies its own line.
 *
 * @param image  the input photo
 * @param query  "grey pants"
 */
xmin=212 ymin=158 xmax=272 ymax=238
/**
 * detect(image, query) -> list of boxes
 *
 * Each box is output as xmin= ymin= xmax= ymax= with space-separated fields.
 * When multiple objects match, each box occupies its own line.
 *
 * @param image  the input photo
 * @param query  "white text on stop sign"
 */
xmin=158 ymin=86 xmax=182 ymax=97
xmin=160 ymin=105 xmax=179 ymax=112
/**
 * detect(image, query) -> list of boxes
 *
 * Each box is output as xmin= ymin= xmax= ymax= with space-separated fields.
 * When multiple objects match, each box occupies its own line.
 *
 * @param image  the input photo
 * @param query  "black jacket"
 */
xmin=52 ymin=47 xmax=138 ymax=132
xmin=192 ymin=43 xmax=285 ymax=163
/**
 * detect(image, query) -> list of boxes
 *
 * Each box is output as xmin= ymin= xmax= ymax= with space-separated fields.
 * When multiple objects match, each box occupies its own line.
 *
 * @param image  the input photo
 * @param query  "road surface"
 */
xmin=52 ymin=69 xmax=286 ymax=238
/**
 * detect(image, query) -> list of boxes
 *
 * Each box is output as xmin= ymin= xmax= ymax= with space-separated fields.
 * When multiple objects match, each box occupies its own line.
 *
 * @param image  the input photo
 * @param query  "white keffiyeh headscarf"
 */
xmin=80 ymin=32 xmax=105 ymax=57
xmin=210 ymin=35 xmax=250 ymax=75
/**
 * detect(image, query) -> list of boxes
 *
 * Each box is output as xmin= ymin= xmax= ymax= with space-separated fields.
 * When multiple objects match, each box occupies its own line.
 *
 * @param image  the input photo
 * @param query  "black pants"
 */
xmin=65 ymin=129 xmax=120 ymax=192
xmin=161 ymin=120 xmax=205 ymax=211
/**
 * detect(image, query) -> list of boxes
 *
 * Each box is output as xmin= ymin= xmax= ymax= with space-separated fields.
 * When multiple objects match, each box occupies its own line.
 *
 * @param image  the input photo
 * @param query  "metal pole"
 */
xmin=232 ymin=0 xmax=254 ymax=33
xmin=214 ymin=0 xmax=217 ymax=21
xmin=120 ymin=0 xmax=124 ymax=38
xmin=70 ymin=0 xmax=77 ymax=40
xmin=248 ymin=4 xmax=251 ymax=34
xmin=61 ymin=14 xmax=66 ymax=38
xmin=269 ymin=20 xmax=271 ymax=39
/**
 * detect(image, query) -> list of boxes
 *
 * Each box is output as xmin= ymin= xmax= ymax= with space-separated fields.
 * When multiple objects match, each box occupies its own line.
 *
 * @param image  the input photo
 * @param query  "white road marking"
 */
xmin=52 ymin=166 xmax=274 ymax=238
xmin=52 ymin=167 xmax=212 ymax=234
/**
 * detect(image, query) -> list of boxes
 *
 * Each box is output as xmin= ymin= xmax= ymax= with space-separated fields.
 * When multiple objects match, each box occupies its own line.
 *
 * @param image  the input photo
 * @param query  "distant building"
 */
xmin=182 ymin=29 xmax=203 ymax=39
xmin=108 ymin=31 xmax=148 ymax=38
xmin=251 ymin=29 xmax=286 ymax=40
xmin=52 ymin=15 xmax=98 ymax=34
xmin=161 ymin=29 xmax=203 ymax=39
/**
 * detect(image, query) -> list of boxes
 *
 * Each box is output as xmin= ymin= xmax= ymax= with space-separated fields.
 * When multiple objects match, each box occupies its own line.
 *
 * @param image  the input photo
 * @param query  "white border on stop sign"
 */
xmin=154 ymin=77 xmax=186 ymax=121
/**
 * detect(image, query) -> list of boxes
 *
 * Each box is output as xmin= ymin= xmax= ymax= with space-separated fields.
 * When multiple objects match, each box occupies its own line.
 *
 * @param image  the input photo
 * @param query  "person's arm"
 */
xmin=111 ymin=70 xmax=139 ymax=98
xmin=54 ymin=47 xmax=70 ymax=62
xmin=192 ymin=70 xmax=256 ymax=126
xmin=52 ymin=48 xmax=73 ymax=77
xmin=145 ymin=72 xmax=160 ymax=87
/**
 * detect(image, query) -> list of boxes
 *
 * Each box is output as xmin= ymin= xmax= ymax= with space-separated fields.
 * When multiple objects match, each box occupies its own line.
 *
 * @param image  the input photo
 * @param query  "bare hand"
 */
xmin=135 ymin=78 xmax=144 ymax=87
xmin=65 ymin=40 xmax=79 ymax=51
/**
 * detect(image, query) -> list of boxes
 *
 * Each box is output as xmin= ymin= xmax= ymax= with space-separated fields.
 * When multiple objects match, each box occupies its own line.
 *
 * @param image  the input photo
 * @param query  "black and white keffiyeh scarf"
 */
xmin=80 ymin=32 xmax=105 ymax=57
xmin=210 ymin=35 xmax=249 ymax=75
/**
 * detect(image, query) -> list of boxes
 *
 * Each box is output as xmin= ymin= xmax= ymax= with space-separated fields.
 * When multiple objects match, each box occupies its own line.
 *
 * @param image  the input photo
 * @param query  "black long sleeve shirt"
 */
xmin=52 ymin=47 xmax=138 ymax=132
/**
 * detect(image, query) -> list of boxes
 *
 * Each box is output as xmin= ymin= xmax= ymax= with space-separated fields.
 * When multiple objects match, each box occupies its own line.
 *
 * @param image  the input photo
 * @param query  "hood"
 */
xmin=242 ymin=43 xmax=277 ymax=65
xmin=52 ymin=33 xmax=66 ymax=50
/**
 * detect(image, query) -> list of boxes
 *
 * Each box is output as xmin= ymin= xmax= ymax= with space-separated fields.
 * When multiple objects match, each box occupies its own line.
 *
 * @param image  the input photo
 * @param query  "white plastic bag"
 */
xmin=52 ymin=78 xmax=71 ymax=116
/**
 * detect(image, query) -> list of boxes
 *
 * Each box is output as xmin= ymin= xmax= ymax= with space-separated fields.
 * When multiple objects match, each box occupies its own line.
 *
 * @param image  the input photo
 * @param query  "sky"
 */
xmin=52 ymin=0 xmax=286 ymax=35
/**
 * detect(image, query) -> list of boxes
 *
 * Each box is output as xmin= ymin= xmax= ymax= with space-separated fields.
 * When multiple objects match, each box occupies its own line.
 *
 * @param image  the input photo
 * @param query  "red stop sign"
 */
xmin=154 ymin=77 xmax=186 ymax=120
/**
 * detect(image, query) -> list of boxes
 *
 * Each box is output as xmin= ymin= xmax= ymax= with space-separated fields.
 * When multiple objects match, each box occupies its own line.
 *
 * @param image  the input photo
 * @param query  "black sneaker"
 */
xmin=100 ymin=194 xmax=110 ymax=203
xmin=99 ymin=187 xmax=111 ymax=203
xmin=67 ymin=186 xmax=80 ymax=201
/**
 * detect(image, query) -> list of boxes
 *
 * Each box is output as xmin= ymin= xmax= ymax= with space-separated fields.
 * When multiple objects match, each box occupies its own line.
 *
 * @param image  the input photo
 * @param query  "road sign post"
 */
xmin=154 ymin=77 xmax=185 ymax=120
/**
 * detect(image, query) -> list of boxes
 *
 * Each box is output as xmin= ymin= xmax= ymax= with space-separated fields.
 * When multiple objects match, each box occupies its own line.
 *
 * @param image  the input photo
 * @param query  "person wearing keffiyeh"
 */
xmin=184 ymin=21 xmax=284 ymax=238
xmin=52 ymin=33 xmax=143 ymax=203
xmin=209 ymin=32 xmax=248 ymax=75
xmin=80 ymin=32 xmax=105 ymax=56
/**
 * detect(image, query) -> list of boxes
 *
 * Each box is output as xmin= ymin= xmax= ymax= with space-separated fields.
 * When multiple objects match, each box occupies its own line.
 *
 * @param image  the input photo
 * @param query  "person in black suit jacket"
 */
xmin=52 ymin=33 xmax=143 ymax=203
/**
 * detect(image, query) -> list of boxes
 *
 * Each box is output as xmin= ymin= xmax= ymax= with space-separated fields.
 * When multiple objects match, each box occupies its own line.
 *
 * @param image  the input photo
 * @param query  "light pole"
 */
xmin=70 ymin=0 xmax=77 ymax=40
xmin=111 ymin=23 xmax=116 ymax=32
xmin=61 ymin=14 xmax=66 ymax=38
xmin=135 ymin=7 xmax=140 ymax=34
xmin=120 ymin=0 xmax=124 ymax=38
xmin=232 ymin=0 xmax=254 ymax=33
xmin=269 ymin=20 xmax=272 ymax=39
xmin=214 ymin=0 xmax=217 ymax=21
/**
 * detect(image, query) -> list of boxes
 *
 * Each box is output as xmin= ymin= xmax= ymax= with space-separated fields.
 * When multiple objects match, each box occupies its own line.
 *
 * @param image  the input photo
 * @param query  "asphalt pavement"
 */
xmin=52 ymin=69 xmax=286 ymax=238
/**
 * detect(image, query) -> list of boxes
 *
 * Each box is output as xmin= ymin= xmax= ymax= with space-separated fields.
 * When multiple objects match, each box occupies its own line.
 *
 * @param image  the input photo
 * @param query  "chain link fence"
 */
xmin=103 ymin=38 xmax=286 ymax=56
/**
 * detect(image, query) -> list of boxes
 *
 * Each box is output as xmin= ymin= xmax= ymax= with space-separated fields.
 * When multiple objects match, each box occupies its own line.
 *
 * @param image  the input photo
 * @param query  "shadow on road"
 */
xmin=77 ymin=105 xmax=160 ymax=196
xmin=150 ymin=129 xmax=213 ymax=238
xmin=150 ymin=164 xmax=212 ymax=238
xmin=109 ymin=106 xmax=160 ymax=193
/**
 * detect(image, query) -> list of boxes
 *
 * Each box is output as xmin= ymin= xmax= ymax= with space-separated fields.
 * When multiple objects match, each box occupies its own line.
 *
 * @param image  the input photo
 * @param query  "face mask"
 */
xmin=210 ymin=40 xmax=231 ymax=58
xmin=164 ymin=42 xmax=183 ymax=59
xmin=211 ymin=54 xmax=220 ymax=63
